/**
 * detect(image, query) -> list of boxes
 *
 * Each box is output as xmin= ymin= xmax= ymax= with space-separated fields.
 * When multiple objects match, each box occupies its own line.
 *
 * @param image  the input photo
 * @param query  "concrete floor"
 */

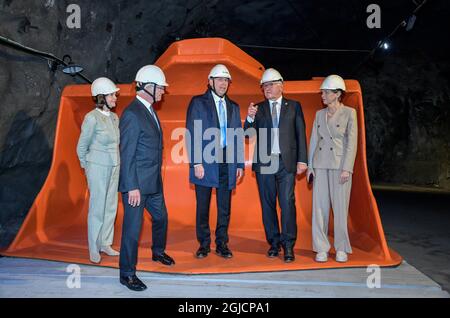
xmin=1 ymin=189 xmax=449 ymax=298
xmin=374 ymin=190 xmax=450 ymax=293
xmin=0 ymin=257 xmax=448 ymax=298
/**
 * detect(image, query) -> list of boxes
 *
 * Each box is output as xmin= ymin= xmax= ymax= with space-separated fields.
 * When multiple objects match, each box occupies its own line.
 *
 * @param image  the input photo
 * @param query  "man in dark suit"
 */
xmin=244 ymin=68 xmax=308 ymax=263
xmin=186 ymin=64 xmax=244 ymax=259
xmin=118 ymin=65 xmax=174 ymax=292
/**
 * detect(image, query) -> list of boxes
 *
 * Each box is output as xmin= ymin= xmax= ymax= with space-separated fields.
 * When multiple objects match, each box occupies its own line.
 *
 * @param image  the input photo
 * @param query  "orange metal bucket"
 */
xmin=1 ymin=38 xmax=402 ymax=273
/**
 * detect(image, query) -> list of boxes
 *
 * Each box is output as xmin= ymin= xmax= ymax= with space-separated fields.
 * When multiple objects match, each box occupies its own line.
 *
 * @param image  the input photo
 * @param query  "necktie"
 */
xmin=271 ymin=101 xmax=280 ymax=154
xmin=271 ymin=101 xmax=278 ymax=128
xmin=218 ymin=99 xmax=227 ymax=148
xmin=149 ymin=105 xmax=160 ymax=130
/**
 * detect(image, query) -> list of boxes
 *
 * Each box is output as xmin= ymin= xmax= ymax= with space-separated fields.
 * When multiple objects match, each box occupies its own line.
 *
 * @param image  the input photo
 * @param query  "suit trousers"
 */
xmin=312 ymin=168 xmax=353 ymax=254
xmin=119 ymin=189 xmax=168 ymax=277
xmin=255 ymin=155 xmax=297 ymax=248
xmin=195 ymin=157 xmax=231 ymax=247
xmin=85 ymin=162 xmax=119 ymax=254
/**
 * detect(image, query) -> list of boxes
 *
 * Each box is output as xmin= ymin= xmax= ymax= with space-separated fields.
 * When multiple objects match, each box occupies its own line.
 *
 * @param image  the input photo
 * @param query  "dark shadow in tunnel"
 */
xmin=375 ymin=190 xmax=450 ymax=293
xmin=0 ymin=111 xmax=51 ymax=248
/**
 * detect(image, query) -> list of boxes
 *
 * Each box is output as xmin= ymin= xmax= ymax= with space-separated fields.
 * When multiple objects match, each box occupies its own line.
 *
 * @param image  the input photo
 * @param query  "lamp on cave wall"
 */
xmin=61 ymin=55 xmax=84 ymax=76
xmin=0 ymin=35 xmax=92 ymax=83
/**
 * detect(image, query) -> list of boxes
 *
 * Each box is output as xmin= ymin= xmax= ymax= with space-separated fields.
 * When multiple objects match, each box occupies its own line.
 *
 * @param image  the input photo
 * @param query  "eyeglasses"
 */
xmin=155 ymin=85 xmax=166 ymax=91
xmin=262 ymin=81 xmax=282 ymax=89
xmin=213 ymin=77 xmax=231 ymax=82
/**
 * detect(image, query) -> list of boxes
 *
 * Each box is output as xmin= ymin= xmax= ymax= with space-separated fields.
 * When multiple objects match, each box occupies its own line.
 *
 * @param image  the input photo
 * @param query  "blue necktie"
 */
xmin=218 ymin=99 xmax=227 ymax=148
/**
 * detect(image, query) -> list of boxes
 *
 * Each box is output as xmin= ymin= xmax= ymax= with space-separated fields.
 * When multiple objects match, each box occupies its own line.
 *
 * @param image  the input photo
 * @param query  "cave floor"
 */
xmin=0 ymin=256 xmax=447 ymax=298
xmin=1 ymin=189 xmax=449 ymax=298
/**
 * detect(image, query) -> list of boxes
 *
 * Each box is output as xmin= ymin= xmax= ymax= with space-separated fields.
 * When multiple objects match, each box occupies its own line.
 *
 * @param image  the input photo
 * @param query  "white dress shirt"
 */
xmin=96 ymin=108 xmax=111 ymax=116
xmin=269 ymin=96 xmax=282 ymax=154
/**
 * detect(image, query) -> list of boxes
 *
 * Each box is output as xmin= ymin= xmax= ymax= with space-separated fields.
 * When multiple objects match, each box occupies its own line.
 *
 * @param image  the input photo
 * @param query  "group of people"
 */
xmin=76 ymin=64 xmax=358 ymax=291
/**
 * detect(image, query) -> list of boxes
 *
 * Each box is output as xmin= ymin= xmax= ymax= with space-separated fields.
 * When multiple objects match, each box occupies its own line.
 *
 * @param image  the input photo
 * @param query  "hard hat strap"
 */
xmin=95 ymin=94 xmax=113 ymax=110
xmin=138 ymin=82 xmax=157 ymax=104
xmin=104 ymin=100 xmax=113 ymax=110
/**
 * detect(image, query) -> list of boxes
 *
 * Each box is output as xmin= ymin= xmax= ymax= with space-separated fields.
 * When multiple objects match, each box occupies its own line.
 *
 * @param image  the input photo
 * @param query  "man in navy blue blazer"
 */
xmin=186 ymin=64 xmax=244 ymax=259
xmin=118 ymin=65 xmax=174 ymax=292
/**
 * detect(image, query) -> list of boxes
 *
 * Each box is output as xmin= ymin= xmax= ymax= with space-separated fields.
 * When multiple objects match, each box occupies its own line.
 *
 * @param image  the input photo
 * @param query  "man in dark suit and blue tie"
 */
xmin=118 ymin=65 xmax=175 ymax=291
xmin=244 ymin=68 xmax=308 ymax=263
xmin=186 ymin=64 xmax=244 ymax=259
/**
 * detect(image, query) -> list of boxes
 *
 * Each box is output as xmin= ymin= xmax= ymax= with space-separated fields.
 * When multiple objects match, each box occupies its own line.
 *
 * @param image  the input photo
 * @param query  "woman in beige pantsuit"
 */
xmin=307 ymin=75 xmax=358 ymax=263
xmin=77 ymin=77 xmax=121 ymax=263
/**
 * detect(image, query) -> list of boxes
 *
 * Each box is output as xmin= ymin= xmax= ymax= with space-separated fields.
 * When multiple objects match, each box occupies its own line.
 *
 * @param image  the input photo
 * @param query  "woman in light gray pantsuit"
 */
xmin=307 ymin=75 xmax=358 ymax=263
xmin=77 ymin=77 xmax=121 ymax=263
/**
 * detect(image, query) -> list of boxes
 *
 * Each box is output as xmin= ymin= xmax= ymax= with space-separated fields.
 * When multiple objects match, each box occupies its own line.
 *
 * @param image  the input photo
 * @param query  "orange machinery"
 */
xmin=1 ymin=38 xmax=402 ymax=273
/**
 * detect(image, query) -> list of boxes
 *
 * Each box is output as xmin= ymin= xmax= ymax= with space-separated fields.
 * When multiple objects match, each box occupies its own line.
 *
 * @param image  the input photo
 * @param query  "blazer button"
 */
xmin=320 ymin=137 xmax=323 ymax=140
xmin=330 ymin=137 xmax=333 ymax=139
xmin=337 ymin=124 xmax=340 ymax=127
xmin=330 ymin=147 xmax=333 ymax=151
xmin=318 ymin=125 xmax=320 ymax=128
xmin=319 ymin=147 xmax=322 ymax=151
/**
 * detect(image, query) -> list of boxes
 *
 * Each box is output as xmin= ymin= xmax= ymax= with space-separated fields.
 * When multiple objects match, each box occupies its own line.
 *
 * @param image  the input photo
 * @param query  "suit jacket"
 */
xmin=76 ymin=109 xmax=120 ymax=168
xmin=118 ymin=98 xmax=163 ymax=195
xmin=186 ymin=89 xmax=244 ymax=190
xmin=308 ymin=105 xmax=358 ymax=173
xmin=244 ymin=97 xmax=307 ymax=174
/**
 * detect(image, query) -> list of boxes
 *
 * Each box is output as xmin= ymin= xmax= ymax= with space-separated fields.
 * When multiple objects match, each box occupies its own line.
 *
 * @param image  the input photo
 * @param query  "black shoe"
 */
xmin=195 ymin=246 xmax=211 ymax=259
xmin=267 ymin=245 xmax=281 ymax=258
xmin=152 ymin=252 xmax=175 ymax=266
xmin=283 ymin=247 xmax=295 ymax=263
xmin=216 ymin=244 xmax=233 ymax=258
xmin=120 ymin=275 xmax=147 ymax=291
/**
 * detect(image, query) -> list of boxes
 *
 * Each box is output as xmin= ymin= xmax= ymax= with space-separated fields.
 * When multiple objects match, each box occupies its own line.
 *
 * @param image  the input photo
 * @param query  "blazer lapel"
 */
xmin=322 ymin=110 xmax=333 ymax=139
xmin=153 ymin=108 xmax=163 ymax=146
xmin=225 ymin=96 xmax=233 ymax=128
xmin=206 ymin=91 xmax=220 ymax=128
xmin=149 ymin=109 xmax=161 ymax=135
xmin=279 ymin=98 xmax=289 ymax=128
xmin=262 ymin=100 xmax=272 ymax=128
xmin=153 ymin=108 xmax=162 ymax=132
xmin=136 ymin=99 xmax=161 ymax=137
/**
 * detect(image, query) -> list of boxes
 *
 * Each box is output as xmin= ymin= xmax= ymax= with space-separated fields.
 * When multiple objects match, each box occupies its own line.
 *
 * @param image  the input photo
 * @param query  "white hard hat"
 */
xmin=208 ymin=64 xmax=232 ymax=80
xmin=260 ymin=68 xmax=283 ymax=85
xmin=91 ymin=77 xmax=120 ymax=96
xmin=320 ymin=75 xmax=346 ymax=91
xmin=135 ymin=65 xmax=169 ymax=87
